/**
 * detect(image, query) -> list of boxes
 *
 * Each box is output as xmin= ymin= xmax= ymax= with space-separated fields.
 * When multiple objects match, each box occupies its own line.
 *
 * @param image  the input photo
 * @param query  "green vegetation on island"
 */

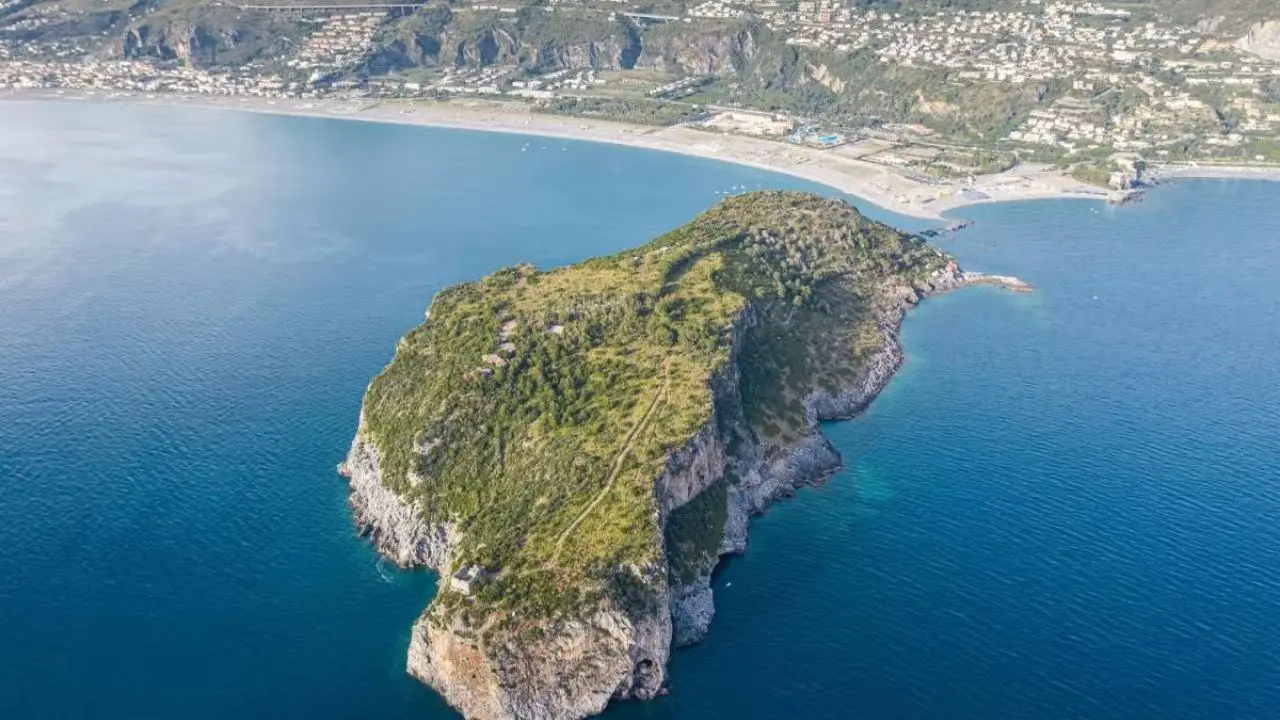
xmin=664 ymin=475 xmax=729 ymax=584
xmin=358 ymin=191 xmax=946 ymax=636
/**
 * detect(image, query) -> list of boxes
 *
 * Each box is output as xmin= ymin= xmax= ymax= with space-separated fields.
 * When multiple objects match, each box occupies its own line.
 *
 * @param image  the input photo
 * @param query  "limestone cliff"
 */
xmin=406 ymin=580 xmax=670 ymax=720
xmin=634 ymin=25 xmax=758 ymax=76
xmin=534 ymin=37 xmax=635 ymax=73
xmin=344 ymin=427 xmax=455 ymax=570
xmin=393 ymin=16 xmax=748 ymax=75
xmin=342 ymin=364 xmax=726 ymax=718
xmin=117 ymin=8 xmax=294 ymax=68
xmin=444 ymin=26 xmax=521 ymax=68
xmin=1237 ymin=21 xmax=1280 ymax=61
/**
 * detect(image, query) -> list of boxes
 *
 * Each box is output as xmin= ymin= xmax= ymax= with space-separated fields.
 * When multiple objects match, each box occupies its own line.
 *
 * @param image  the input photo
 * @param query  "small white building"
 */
xmin=449 ymin=565 xmax=491 ymax=595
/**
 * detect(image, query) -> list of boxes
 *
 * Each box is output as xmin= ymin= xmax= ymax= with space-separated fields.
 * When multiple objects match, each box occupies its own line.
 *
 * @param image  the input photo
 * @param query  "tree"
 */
xmin=1263 ymin=77 xmax=1280 ymax=104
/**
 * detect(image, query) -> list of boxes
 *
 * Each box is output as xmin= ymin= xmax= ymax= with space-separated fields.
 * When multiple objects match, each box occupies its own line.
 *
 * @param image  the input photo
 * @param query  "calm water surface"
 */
xmin=1 ymin=101 xmax=1278 ymax=719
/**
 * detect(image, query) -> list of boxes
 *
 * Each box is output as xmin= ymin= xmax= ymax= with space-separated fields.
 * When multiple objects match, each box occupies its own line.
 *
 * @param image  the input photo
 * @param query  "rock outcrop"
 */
xmin=535 ymin=37 xmax=637 ymax=72
xmin=394 ymin=14 xmax=643 ymax=73
xmin=1237 ymin=21 xmax=1280 ymax=61
xmin=342 ymin=427 xmax=455 ymax=570
xmin=407 ymin=596 xmax=670 ymax=720
xmin=117 ymin=9 xmax=292 ymax=68
xmin=634 ymin=25 xmax=758 ymax=76
xmin=808 ymin=63 xmax=848 ymax=95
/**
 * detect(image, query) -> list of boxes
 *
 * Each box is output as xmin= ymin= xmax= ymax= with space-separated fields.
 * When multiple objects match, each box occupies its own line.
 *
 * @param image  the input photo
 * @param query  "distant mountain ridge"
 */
xmin=7 ymin=0 xmax=1277 ymax=75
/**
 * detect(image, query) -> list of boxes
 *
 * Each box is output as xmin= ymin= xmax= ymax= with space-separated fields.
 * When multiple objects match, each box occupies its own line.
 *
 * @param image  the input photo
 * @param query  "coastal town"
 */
xmin=2 ymin=0 xmax=1279 ymax=186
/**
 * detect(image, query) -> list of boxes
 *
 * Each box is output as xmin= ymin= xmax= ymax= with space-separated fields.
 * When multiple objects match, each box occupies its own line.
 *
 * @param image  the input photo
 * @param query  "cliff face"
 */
xmin=122 ymin=22 xmax=217 ymax=66
xmin=114 ymin=9 xmax=755 ymax=77
xmin=443 ymin=27 xmax=521 ymax=68
xmin=656 ymin=333 xmax=746 ymax=647
xmin=117 ymin=10 xmax=291 ymax=68
xmin=535 ymin=37 xmax=633 ymax=72
xmin=346 ymin=413 xmax=675 ymax=718
xmin=409 ymin=21 xmax=745 ymax=74
xmin=344 ymin=404 xmax=702 ymax=720
xmin=634 ymin=26 xmax=758 ymax=76
xmin=406 ymin=590 xmax=670 ymax=720
xmin=344 ymin=426 xmax=455 ymax=570
xmin=1237 ymin=21 xmax=1280 ymax=61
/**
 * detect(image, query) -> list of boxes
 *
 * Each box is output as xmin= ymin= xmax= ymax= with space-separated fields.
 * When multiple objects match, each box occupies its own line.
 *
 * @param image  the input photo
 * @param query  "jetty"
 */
xmin=962 ymin=271 xmax=1034 ymax=293
xmin=918 ymin=219 xmax=974 ymax=240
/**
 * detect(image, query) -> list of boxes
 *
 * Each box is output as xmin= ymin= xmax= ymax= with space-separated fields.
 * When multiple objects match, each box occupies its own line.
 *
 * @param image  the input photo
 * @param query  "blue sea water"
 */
xmin=1 ymin=101 xmax=1278 ymax=720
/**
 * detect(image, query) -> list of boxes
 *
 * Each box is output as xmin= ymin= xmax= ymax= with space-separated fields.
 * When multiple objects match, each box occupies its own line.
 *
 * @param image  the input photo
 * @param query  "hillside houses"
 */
xmin=0 ymin=60 xmax=288 ymax=96
xmin=286 ymin=12 xmax=385 ymax=82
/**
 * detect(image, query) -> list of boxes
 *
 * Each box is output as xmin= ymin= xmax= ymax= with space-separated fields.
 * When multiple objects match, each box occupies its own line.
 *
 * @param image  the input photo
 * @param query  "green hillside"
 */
xmin=358 ymin=191 xmax=945 ymax=635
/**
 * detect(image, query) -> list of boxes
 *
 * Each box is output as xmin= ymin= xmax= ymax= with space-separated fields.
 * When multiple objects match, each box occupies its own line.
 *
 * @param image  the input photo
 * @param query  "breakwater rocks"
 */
xmin=918 ymin=219 xmax=974 ymax=239
xmin=341 ymin=262 xmax=1029 ymax=720
xmin=406 ymin=595 xmax=672 ymax=720
xmin=955 ymin=271 xmax=1034 ymax=294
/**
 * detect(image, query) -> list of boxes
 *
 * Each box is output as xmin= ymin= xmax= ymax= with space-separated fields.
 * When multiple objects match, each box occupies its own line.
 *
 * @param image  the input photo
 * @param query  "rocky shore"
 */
xmin=664 ymin=266 xmax=1031 ymax=646
xmin=338 ymin=245 xmax=1030 ymax=719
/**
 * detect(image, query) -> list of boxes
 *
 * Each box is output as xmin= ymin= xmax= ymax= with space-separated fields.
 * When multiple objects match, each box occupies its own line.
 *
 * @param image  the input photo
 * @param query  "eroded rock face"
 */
xmin=342 ymin=423 xmax=455 ymax=570
xmin=407 ymin=600 xmax=671 ymax=720
xmin=658 ymin=358 xmax=743 ymax=647
xmin=635 ymin=26 xmax=757 ymax=76
xmin=445 ymin=27 xmax=520 ymax=67
xmin=809 ymin=63 xmax=848 ymax=94
xmin=655 ymin=393 xmax=731 ymax=518
xmin=537 ymin=39 xmax=633 ymax=72
xmin=668 ymin=578 xmax=715 ymax=647
xmin=664 ymin=268 xmax=1016 ymax=651
xmin=118 ymin=10 xmax=293 ymax=68
xmin=1237 ymin=21 xmax=1280 ymax=61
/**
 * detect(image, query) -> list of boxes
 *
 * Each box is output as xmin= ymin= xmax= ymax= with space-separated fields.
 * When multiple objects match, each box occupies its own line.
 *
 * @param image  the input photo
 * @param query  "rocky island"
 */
xmin=339 ymin=191 xmax=1029 ymax=720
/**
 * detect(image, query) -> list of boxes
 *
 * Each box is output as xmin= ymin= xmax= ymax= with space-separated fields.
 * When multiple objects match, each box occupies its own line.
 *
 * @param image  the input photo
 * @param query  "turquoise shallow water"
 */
xmin=2 ymin=102 xmax=1279 ymax=719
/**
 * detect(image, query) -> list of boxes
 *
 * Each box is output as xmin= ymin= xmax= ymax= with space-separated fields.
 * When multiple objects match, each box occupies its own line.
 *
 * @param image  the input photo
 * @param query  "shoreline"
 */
xmin=7 ymin=90 xmax=1278 ymax=221
xmin=0 ymin=90 xmax=1178 ymax=221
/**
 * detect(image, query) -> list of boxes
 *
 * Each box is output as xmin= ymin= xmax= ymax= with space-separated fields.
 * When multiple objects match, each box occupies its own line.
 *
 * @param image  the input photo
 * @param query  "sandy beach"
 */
xmin=8 ymin=90 xmax=1280 ymax=220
